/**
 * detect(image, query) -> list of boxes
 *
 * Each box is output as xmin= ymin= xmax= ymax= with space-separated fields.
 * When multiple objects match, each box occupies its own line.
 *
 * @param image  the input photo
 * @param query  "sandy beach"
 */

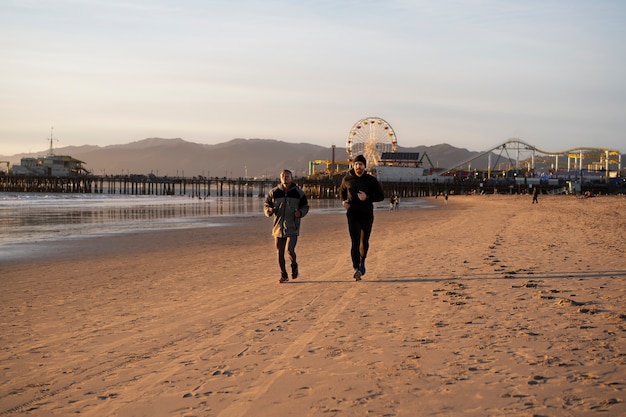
xmin=1 ymin=194 xmax=625 ymax=416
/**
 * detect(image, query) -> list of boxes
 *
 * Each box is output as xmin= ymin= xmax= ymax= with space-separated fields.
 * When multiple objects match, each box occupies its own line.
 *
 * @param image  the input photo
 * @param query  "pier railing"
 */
xmin=0 ymin=174 xmax=622 ymax=197
xmin=0 ymin=175 xmax=278 ymax=198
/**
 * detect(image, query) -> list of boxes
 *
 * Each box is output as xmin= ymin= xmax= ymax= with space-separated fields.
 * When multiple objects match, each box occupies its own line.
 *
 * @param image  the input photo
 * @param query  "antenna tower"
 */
xmin=47 ymin=126 xmax=59 ymax=156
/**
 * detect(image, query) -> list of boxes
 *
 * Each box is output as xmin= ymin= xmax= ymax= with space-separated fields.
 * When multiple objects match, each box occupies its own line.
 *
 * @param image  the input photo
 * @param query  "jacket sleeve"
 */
xmin=263 ymin=190 xmax=275 ymax=217
xmin=298 ymin=190 xmax=309 ymax=217
xmin=339 ymin=176 xmax=348 ymax=201
xmin=369 ymin=177 xmax=385 ymax=203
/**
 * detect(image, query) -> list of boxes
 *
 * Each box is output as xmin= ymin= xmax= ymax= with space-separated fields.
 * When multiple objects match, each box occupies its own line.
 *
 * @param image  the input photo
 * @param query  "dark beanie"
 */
xmin=354 ymin=154 xmax=367 ymax=167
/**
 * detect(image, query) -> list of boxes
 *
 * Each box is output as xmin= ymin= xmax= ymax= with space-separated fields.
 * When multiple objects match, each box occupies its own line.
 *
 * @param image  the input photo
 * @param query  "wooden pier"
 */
xmin=0 ymin=175 xmax=276 ymax=198
xmin=0 ymin=174 xmax=620 ymax=198
xmin=0 ymin=175 xmax=454 ymax=199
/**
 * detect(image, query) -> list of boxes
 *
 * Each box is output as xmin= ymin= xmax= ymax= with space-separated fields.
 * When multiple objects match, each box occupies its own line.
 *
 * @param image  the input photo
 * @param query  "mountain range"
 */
xmin=2 ymin=138 xmax=494 ymax=178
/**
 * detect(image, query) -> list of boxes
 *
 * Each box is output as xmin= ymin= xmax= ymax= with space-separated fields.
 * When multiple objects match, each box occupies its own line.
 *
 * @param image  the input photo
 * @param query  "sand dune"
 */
xmin=1 ymin=195 xmax=624 ymax=416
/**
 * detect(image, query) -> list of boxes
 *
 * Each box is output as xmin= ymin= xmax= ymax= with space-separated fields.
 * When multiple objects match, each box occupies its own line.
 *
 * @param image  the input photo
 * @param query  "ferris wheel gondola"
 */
xmin=346 ymin=117 xmax=398 ymax=168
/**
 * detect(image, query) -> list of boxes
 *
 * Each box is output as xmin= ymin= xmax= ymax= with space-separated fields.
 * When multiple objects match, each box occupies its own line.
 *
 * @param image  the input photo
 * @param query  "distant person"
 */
xmin=339 ymin=155 xmax=385 ymax=281
xmin=264 ymin=169 xmax=309 ymax=283
xmin=532 ymin=186 xmax=539 ymax=204
xmin=389 ymin=193 xmax=399 ymax=211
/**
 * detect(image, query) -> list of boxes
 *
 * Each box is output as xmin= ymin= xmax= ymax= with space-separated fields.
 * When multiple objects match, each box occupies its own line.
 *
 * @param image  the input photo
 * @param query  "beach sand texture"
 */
xmin=1 ymin=195 xmax=625 ymax=416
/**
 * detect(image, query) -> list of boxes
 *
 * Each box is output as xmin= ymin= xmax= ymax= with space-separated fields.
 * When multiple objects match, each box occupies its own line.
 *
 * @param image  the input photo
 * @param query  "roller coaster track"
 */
xmin=439 ymin=138 xmax=622 ymax=177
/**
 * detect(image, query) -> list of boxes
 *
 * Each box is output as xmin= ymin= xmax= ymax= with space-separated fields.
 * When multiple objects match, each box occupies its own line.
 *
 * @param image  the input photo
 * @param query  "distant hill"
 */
xmin=1 ymin=138 xmax=491 ymax=178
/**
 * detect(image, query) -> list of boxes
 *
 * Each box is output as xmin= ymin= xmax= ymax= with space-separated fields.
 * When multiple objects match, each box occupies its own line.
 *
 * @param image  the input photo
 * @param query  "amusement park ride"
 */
xmin=309 ymin=116 xmax=404 ymax=177
xmin=439 ymin=139 xmax=622 ymax=182
xmin=346 ymin=116 xmax=398 ymax=167
xmin=309 ymin=117 xmax=622 ymax=184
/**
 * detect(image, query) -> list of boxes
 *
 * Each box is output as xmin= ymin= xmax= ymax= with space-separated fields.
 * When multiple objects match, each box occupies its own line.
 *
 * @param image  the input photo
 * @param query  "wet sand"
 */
xmin=1 ymin=194 xmax=625 ymax=416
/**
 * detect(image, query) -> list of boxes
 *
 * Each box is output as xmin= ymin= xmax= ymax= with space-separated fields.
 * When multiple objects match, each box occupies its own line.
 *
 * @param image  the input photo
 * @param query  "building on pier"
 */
xmin=375 ymin=152 xmax=443 ymax=182
xmin=10 ymin=155 xmax=89 ymax=177
xmin=9 ymin=127 xmax=90 ymax=177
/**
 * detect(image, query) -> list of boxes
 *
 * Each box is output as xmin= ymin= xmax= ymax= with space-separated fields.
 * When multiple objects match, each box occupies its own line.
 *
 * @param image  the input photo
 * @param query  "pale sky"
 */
xmin=1 ymin=0 xmax=625 ymax=157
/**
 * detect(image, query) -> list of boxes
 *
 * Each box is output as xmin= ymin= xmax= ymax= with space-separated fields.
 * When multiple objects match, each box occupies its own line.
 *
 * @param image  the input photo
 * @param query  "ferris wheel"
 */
xmin=346 ymin=117 xmax=398 ymax=168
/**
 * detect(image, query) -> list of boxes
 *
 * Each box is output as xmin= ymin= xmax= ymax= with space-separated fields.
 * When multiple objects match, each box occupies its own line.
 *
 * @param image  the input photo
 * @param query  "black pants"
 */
xmin=347 ymin=212 xmax=374 ymax=269
xmin=275 ymin=236 xmax=298 ymax=274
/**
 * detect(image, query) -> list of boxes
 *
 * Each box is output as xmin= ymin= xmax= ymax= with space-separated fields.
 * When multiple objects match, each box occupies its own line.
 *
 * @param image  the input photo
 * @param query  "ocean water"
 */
xmin=0 ymin=193 xmax=433 ymax=261
xmin=0 ymin=193 xmax=339 ymax=243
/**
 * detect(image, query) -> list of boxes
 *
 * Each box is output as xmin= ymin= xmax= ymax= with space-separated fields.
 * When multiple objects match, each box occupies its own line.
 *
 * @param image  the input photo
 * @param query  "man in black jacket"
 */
xmin=264 ymin=169 xmax=309 ymax=283
xmin=339 ymin=155 xmax=384 ymax=281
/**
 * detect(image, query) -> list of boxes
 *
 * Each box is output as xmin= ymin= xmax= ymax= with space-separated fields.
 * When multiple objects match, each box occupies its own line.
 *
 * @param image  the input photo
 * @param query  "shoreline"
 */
xmin=1 ymin=194 xmax=625 ymax=416
xmin=0 ymin=196 xmax=436 ymax=264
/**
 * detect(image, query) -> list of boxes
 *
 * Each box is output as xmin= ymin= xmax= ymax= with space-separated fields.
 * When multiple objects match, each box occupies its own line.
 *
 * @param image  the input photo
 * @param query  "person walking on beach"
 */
xmin=392 ymin=193 xmax=399 ymax=211
xmin=264 ymin=169 xmax=309 ymax=283
xmin=389 ymin=194 xmax=398 ymax=211
xmin=339 ymin=155 xmax=384 ymax=281
xmin=532 ymin=186 xmax=539 ymax=204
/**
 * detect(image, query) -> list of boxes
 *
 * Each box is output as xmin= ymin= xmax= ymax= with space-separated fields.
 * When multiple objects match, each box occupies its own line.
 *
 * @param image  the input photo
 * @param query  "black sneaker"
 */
xmin=291 ymin=263 xmax=299 ymax=279
xmin=358 ymin=261 xmax=366 ymax=276
xmin=353 ymin=268 xmax=362 ymax=281
xmin=279 ymin=272 xmax=289 ymax=284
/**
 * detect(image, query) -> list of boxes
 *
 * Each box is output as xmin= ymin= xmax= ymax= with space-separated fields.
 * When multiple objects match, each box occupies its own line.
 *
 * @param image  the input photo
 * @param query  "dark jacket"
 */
xmin=264 ymin=182 xmax=309 ymax=237
xmin=339 ymin=169 xmax=385 ymax=216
